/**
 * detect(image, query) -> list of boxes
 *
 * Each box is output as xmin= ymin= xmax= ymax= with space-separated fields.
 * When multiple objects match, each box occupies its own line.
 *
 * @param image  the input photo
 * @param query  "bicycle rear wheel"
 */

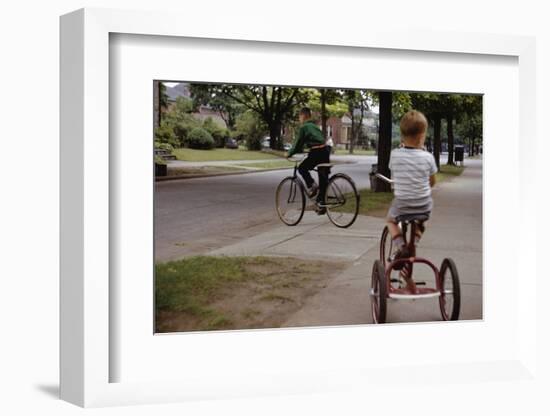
xmin=324 ymin=173 xmax=360 ymax=228
xmin=275 ymin=177 xmax=306 ymax=226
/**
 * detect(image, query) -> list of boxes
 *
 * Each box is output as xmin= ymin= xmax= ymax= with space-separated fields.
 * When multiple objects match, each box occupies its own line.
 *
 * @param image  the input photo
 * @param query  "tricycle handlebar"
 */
xmin=374 ymin=173 xmax=394 ymax=184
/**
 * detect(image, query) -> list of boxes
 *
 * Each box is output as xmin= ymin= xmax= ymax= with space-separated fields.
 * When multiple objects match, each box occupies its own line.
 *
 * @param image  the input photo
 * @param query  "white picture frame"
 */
xmin=60 ymin=7 xmax=538 ymax=408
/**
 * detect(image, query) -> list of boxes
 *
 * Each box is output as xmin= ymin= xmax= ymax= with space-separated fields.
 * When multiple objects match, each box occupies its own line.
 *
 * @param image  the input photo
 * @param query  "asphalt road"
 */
xmin=154 ymin=155 xmax=376 ymax=261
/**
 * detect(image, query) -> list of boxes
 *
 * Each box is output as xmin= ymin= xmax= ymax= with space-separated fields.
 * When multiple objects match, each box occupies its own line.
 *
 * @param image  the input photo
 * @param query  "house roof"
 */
xmin=165 ymin=83 xmax=191 ymax=101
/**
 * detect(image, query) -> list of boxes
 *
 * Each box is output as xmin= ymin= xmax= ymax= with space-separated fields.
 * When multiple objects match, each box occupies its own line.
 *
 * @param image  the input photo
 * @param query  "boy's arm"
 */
xmin=287 ymin=126 xmax=305 ymax=157
xmin=430 ymin=174 xmax=436 ymax=187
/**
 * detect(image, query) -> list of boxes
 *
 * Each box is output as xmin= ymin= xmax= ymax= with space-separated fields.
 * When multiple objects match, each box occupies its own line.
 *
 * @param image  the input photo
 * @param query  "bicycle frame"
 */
xmin=287 ymin=157 xmax=341 ymax=207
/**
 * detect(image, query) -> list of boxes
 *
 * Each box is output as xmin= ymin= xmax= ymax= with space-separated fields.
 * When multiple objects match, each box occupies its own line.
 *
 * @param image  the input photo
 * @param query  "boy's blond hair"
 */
xmin=400 ymin=110 xmax=428 ymax=139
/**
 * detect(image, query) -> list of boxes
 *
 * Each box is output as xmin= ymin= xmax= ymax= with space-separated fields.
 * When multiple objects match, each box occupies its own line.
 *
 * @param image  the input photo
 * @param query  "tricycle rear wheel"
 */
xmin=439 ymin=258 xmax=461 ymax=321
xmin=371 ymin=260 xmax=387 ymax=324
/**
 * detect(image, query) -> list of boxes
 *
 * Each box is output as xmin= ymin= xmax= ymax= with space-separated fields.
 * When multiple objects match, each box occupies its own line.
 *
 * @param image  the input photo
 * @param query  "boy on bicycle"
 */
xmin=387 ymin=110 xmax=437 ymax=262
xmin=287 ymin=107 xmax=330 ymax=215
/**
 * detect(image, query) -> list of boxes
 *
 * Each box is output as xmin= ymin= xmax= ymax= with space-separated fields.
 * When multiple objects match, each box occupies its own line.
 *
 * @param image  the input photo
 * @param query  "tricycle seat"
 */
xmin=395 ymin=213 xmax=430 ymax=224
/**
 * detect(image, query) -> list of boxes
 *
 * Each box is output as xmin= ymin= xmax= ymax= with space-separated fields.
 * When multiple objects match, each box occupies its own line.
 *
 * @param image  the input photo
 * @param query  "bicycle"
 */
xmin=370 ymin=173 xmax=461 ymax=324
xmin=275 ymin=154 xmax=360 ymax=228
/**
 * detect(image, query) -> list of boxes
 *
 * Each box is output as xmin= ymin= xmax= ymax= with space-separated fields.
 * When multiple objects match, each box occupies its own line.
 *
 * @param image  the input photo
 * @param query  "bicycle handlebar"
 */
xmin=286 ymin=153 xmax=308 ymax=162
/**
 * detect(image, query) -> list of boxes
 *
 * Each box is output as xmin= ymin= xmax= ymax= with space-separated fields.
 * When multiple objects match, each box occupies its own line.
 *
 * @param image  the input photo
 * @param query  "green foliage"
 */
xmin=172 ymin=96 xmax=194 ymax=113
xmin=154 ymin=121 xmax=179 ymax=147
xmin=154 ymin=155 xmax=167 ymax=165
xmin=159 ymin=82 xmax=169 ymax=110
xmin=189 ymin=84 xmax=244 ymax=129
xmin=202 ymin=117 xmax=229 ymax=148
xmin=392 ymin=92 xmax=413 ymax=120
xmin=186 ymin=127 xmax=215 ymax=149
xmin=154 ymin=141 xmax=175 ymax=152
xmin=234 ymin=110 xmax=268 ymax=150
xmin=306 ymin=88 xmax=347 ymax=118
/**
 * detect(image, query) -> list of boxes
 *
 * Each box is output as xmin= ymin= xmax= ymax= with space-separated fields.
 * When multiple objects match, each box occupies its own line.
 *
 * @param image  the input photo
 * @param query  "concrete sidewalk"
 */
xmin=209 ymin=159 xmax=483 ymax=325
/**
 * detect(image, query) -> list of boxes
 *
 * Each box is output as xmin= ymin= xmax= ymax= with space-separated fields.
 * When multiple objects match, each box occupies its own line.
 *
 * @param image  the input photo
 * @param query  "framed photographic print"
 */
xmin=60 ymin=7 xmax=538 ymax=408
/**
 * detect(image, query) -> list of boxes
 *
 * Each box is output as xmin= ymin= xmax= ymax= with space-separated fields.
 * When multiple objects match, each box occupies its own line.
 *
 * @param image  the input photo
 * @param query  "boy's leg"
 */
xmin=386 ymin=217 xmax=409 ymax=268
xmin=316 ymin=147 xmax=330 ymax=205
xmin=298 ymin=155 xmax=317 ymax=194
xmin=414 ymin=221 xmax=426 ymax=244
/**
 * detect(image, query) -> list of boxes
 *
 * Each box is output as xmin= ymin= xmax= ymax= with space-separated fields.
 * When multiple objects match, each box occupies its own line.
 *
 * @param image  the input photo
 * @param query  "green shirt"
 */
xmin=287 ymin=120 xmax=325 ymax=157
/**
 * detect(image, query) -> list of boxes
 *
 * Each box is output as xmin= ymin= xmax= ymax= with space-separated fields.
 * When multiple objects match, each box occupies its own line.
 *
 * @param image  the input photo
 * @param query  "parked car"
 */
xmin=225 ymin=137 xmax=239 ymax=149
xmin=261 ymin=136 xmax=271 ymax=148
xmin=283 ymin=143 xmax=291 ymax=151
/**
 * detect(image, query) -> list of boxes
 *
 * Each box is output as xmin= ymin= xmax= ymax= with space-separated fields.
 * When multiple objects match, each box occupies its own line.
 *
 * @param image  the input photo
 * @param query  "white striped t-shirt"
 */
xmin=389 ymin=147 xmax=437 ymax=202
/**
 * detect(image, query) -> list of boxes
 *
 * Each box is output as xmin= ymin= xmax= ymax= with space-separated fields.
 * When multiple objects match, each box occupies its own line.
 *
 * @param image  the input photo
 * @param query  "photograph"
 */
xmin=153 ymin=81 xmax=483 ymax=333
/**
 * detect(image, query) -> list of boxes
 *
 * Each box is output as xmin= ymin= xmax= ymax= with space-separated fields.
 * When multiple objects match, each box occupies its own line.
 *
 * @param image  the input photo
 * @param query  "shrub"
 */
xmin=186 ymin=127 xmax=215 ymax=149
xmin=154 ymin=141 xmax=175 ymax=152
xmin=171 ymin=115 xmax=201 ymax=146
xmin=154 ymin=155 xmax=167 ymax=165
xmin=202 ymin=117 xmax=229 ymax=148
xmin=154 ymin=122 xmax=179 ymax=148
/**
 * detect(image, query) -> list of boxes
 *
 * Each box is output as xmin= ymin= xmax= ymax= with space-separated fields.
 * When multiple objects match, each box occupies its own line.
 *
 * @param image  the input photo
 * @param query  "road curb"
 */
xmin=155 ymin=166 xmax=293 ymax=182
xmin=155 ymin=160 xmax=353 ymax=182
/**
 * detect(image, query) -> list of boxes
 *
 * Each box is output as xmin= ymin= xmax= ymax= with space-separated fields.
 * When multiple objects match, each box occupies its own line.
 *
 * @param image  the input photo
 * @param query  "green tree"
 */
xmin=316 ymin=89 xmax=345 ymax=140
xmin=233 ymin=110 xmax=268 ymax=150
xmin=410 ymin=92 xmax=445 ymax=170
xmin=456 ymin=95 xmax=482 ymax=156
xmin=343 ymin=90 xmax=371 ymax=154
xmin=189 ymin=84 xmax=243 ymax=129
xmin=215 ymin=85 xmax=310 ymax=150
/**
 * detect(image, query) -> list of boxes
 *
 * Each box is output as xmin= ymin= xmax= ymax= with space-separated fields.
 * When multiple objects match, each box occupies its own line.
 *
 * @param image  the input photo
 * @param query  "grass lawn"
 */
xmin=354 ymin=189 xmax=395 ymax=216
xmin=155 ymin=255 xmax=346 ymax=332
xmin=234 ymin=160 xmax=295 ymax=170
xmin=435 ymin=164 xmax=465 ymax=182
xmin=166 ymin=165 xmax=245 ymax=177
xmin=334 ymin=149 xmax=375 ymax=156
xmin=173 ymin=147 xmax=281 ymax=162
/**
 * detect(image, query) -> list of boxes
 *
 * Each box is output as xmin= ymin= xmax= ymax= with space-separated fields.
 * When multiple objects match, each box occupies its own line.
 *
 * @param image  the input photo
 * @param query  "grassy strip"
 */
xmin=233 ymin=160 xmax=295 ymax=170
xmin=334 ymin=149 xmax=375 ymax=156
xmin=173 ymin=147 xmax=281 ymax=162
xmin=155 ymin=255 xmax=335 ymax=332
xmin=336 ymin=164 xmax=465 ymax=217
xmin=346 ymin=189 xmax=395 ymax=216
xmin=435 ymin=164 xmax=465 ymax=183
xmin=166 ymin=165 xmax=245 ymax=176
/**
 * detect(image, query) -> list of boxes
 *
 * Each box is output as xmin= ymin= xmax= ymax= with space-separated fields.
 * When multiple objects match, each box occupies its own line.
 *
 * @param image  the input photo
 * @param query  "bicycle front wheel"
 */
xmin=275 ymin=177 xmax=306 ymax=226
xmin=324 ymin=173 xmax=360 ymax=228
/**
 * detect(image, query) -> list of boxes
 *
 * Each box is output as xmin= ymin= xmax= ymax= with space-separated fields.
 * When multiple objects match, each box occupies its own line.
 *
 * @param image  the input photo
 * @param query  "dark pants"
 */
xmin=298 ymin=147 xmax=330 ymax=203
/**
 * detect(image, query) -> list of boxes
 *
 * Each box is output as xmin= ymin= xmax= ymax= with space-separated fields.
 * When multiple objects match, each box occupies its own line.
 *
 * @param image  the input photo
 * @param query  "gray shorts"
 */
xmin=387 ymin=198 xmax=433 ymax=221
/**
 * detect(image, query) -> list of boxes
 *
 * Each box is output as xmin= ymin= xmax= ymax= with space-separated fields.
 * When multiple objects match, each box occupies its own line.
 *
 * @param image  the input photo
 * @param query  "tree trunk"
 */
xmin=154 ymin=80 xmax=161 ymax=130
xmin=446 ymin=113 xmax=455 ymax=165
xmin=376 ymin=91 xmax=392 ymax=192
xmin=433 ymin=115 xmax=441 ymax=171
xmin=349 ymin=109 xmax=355 ymax=154
xmin=268 ymin=119 xmax=282 ymax=150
